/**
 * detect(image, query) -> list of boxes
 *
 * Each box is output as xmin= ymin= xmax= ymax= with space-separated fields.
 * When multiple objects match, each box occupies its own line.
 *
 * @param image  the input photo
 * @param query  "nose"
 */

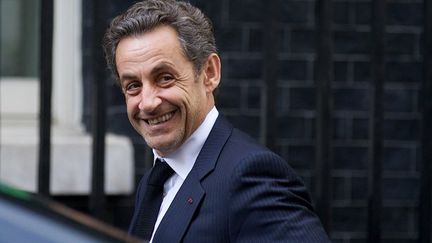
xmin=138 ymin=84 xmax=162 ymax=113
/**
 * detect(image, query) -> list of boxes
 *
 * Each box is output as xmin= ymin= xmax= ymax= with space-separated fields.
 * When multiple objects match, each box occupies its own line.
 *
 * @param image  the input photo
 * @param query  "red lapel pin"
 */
xmin=187 ymin=197 xmax=193 ymax=204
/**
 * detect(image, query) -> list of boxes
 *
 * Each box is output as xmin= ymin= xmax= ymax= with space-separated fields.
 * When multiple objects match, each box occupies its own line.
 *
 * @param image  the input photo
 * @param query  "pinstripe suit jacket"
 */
xmin=129 ymin=115 xmax=330 ymax=242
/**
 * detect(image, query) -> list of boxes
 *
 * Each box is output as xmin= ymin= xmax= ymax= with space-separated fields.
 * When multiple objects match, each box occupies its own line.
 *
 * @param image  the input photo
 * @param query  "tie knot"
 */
xmin=147 ymin=158 xmax=174 ymax=186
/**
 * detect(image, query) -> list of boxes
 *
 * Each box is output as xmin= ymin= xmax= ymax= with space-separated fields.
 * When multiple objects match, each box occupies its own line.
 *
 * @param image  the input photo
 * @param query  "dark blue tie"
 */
xmin=133 ymin=158 xmax=174 ymax=240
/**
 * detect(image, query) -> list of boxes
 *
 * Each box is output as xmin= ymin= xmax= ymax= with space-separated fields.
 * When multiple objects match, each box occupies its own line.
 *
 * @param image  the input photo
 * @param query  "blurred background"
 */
xmin=0 ymin=0 xmax=431 ymax=242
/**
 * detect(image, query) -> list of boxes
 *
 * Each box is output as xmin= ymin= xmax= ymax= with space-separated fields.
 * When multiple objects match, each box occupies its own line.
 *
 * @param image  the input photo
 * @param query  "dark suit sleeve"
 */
xmin=228 ymin=152 xmax=330 ymax=243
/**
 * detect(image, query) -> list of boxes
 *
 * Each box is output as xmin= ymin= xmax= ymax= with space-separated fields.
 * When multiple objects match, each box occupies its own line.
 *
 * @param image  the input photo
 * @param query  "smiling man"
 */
xmin=103 ymin=0 xmax=330 ymax=242
xmin=116 ymin=25 xmax=220 ymax=157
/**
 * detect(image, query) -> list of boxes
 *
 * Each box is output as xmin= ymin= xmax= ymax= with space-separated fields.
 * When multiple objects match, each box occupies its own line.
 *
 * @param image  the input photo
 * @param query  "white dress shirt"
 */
xmin=149 ymin=106 xmax=219 ymax=242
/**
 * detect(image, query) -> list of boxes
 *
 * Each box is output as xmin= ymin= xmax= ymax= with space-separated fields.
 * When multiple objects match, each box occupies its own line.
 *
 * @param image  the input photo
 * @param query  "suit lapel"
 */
xmin=152 ymin=115 xmax=232 ymax=242
xmin=190 ymin=115 xmax=232 ymax=180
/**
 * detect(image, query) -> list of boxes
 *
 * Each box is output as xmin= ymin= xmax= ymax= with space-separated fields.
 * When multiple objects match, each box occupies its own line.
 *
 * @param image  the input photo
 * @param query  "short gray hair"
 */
xmin=103 ymin=0 xmax=217 ymax=82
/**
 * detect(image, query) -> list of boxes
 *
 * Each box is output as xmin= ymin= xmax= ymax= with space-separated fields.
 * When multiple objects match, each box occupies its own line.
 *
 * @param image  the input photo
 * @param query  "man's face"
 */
xmin=115 ymin=26 xmax=218 ymax=157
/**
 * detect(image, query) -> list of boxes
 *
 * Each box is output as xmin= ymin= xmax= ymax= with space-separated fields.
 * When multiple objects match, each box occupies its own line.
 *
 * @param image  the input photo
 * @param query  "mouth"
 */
xmin=146 ymin=110 xmax=176 ymax=125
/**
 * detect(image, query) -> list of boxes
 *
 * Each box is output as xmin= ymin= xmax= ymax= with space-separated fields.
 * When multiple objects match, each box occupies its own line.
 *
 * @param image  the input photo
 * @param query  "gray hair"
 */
xmin=103 ymin=0 xmax=217 ymax=82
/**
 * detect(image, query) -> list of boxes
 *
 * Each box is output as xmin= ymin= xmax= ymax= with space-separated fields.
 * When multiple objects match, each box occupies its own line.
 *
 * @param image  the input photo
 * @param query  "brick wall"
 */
xmin=82 ymin=0 xmax=423 ymax=241
xmin=189 ymin=0 xmax=423 ymax=242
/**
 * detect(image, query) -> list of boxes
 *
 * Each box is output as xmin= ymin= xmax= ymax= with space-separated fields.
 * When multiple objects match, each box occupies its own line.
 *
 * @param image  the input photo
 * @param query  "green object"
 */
xmin=0 ymin=182 xmax=31 ymax=201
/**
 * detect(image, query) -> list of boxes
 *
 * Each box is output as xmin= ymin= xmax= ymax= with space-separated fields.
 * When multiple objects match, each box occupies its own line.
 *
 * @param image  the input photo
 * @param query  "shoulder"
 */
xmin=222 ymin=130 xmax=329 ymax=242
xmin=223 ymin=127 xmax=295 ymax=174
xmin=217 ymin=126 xmax=308 ymax=196
xmin=225 ymin=130 xmax=312 ymax=206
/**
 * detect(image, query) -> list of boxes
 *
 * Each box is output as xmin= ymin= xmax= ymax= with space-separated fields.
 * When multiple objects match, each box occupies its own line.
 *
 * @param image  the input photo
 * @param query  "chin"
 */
xmin=147 ymin=139 xmax=181 ymax=155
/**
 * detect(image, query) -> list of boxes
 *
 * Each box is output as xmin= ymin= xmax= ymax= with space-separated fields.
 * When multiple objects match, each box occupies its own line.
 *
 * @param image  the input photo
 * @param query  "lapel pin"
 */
xmin=187 ymin=197 xmax=193 ymax=204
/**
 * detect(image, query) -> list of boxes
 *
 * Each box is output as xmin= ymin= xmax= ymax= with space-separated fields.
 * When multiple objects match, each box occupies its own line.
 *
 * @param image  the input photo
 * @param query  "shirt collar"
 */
xmin=153 ymin=106 xmax=219 ymax=180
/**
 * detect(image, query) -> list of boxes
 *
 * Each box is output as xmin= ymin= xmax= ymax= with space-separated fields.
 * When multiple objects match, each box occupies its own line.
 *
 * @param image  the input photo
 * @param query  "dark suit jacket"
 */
xmin=129 ymin=115 xmax=330 ymax=242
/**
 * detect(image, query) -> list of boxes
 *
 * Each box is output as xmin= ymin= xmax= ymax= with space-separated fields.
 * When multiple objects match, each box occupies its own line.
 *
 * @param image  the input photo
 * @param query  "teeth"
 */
xmin=147 ymin=112 xmax=174 ymax=125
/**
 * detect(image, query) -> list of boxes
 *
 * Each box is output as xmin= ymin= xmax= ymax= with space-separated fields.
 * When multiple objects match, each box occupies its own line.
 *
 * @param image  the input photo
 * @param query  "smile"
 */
xmin=146 ymin=111 xmax=176 ymax=125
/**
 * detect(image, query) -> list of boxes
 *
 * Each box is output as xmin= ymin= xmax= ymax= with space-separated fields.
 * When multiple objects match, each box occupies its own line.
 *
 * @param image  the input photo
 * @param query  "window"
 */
xmin=0 ymin=0 xmax=133 ymax=194
xmin=1 ymin=0 xmax=39 ymax=77
xmin=0 ymin=0 xmax=40 ymax=122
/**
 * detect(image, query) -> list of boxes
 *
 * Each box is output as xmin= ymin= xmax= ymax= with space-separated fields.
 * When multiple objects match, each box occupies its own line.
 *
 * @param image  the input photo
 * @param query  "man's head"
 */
xmin=103 ymin=0 xmax=221 ymax=157
xmin=103 ymin=0 xmax=217 ymax=82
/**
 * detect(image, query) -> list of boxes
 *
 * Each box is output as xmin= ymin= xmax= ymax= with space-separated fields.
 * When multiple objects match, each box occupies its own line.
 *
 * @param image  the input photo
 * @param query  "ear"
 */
xmin=202 ymin=53 xmax=221 ymax=94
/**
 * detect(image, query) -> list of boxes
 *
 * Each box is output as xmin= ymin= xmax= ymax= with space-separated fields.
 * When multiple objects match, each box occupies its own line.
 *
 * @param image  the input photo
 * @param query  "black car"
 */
xmin=0 ymin=183 xmax=142 ymax=243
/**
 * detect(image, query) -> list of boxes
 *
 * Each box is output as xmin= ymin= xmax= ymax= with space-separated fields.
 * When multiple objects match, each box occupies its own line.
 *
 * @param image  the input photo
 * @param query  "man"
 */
xmin=103 ymin=0 xmax=330 ymax=242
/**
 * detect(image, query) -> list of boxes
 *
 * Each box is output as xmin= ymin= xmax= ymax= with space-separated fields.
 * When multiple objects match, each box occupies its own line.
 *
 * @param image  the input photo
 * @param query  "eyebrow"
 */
xmin=119 ymin=62 xmax=178 ymax=83
xmin=119 ymin=73 xmax=138 ymax=82
xmin=150 ymin=62 xmax=178 ymax=76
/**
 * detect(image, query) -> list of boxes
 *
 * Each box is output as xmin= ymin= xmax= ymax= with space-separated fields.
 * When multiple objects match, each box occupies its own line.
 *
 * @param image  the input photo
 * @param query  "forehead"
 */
xmin=115 ymin=25 xmax=186 ymax=73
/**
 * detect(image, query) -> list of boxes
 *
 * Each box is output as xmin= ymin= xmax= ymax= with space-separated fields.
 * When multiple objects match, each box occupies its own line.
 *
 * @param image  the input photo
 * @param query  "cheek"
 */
xmin=125 ymin=97 xmax=139 ymax=115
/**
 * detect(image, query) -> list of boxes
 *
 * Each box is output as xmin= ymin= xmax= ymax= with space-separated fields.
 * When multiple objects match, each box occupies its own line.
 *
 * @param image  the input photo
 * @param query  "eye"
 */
xmin=158 ymin=74 xmax=175 ymax=86
xmin=124 ymin=81 xmax=141 ymax=95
